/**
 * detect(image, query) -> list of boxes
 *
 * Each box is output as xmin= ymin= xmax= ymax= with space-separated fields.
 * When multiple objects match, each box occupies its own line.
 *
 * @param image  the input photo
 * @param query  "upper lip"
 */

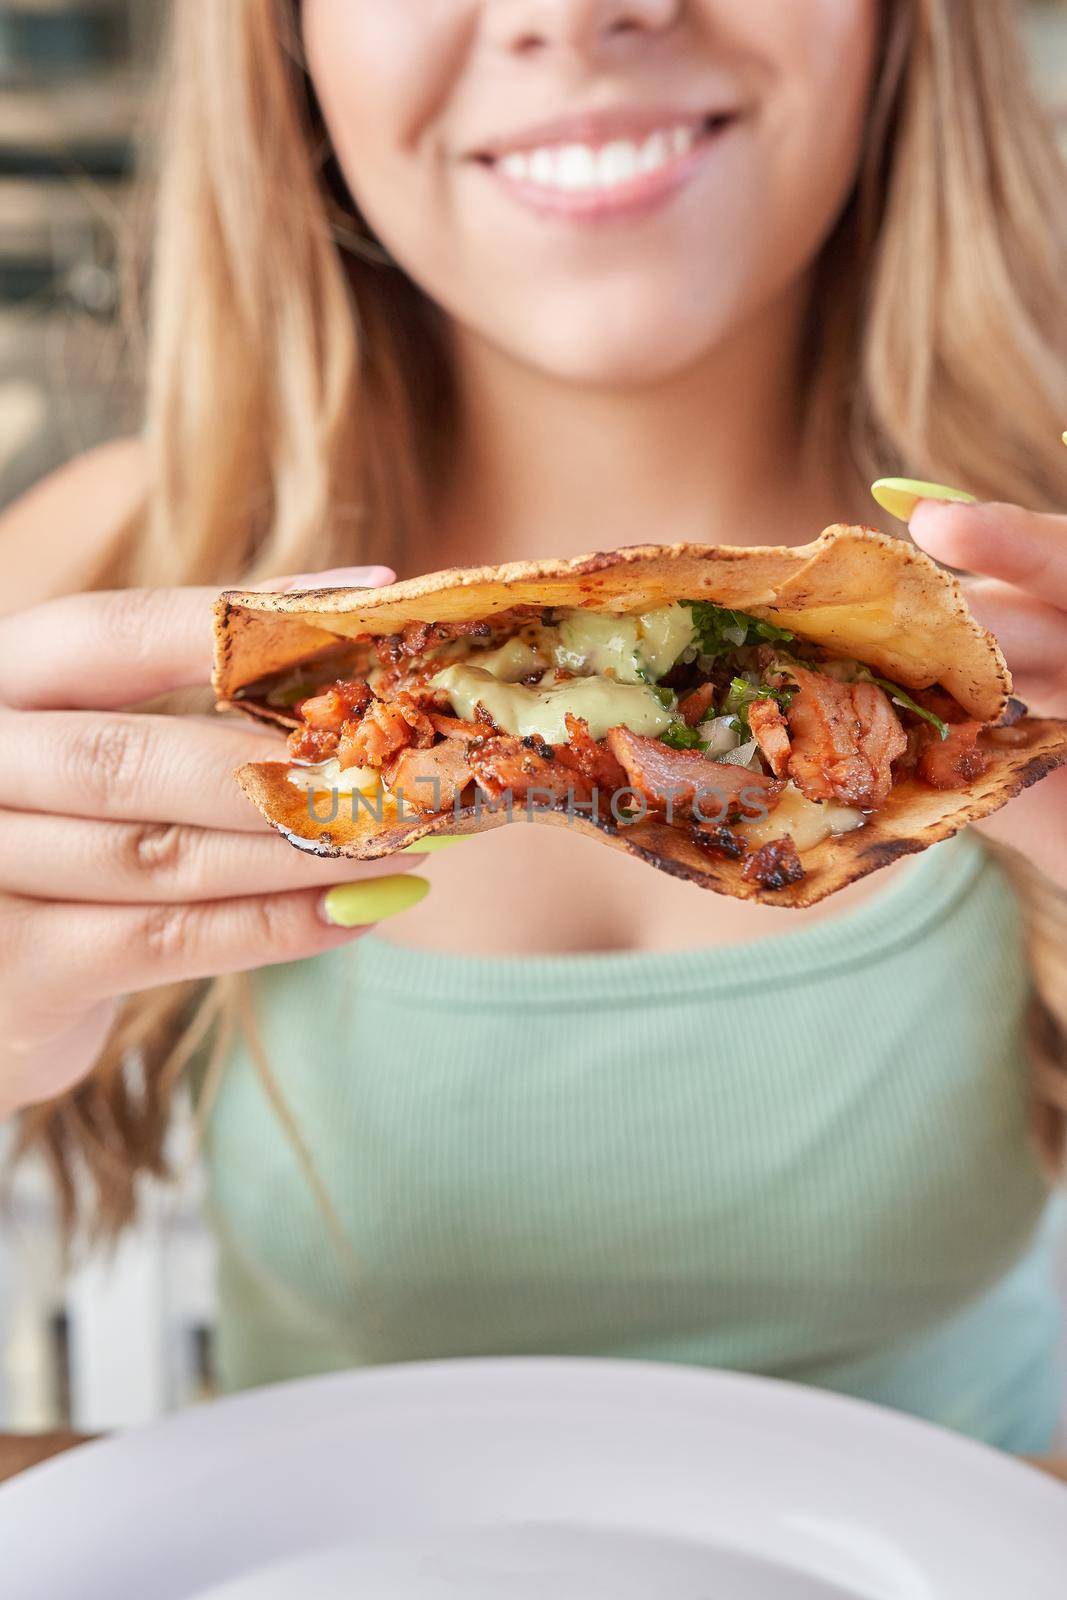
xmin=470 ymin=103 xmax=741 ymax=162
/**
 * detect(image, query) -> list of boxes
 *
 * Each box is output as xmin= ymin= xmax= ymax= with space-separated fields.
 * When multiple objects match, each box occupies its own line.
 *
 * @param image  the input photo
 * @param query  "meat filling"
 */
xmin=605 ymin=728 xmax=783 ymax=821
xmin=783 ymin=668 xmax=907 ymax=809
xmin=742 ymin=835 xmax=806 ymax=890
xmin=388 ymin=739 xmax=475 ymax=813
xmin=280 ymin=609 xmax=988 ymax=865
xmin=916 ymin=721 xmax=989 ymax=789
xmin=748 ymin=698 xmax=791 ymax=778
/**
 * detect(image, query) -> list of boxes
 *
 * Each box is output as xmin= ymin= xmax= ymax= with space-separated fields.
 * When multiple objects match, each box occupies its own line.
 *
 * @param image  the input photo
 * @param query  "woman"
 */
xmin=2 ymin=0 xmax=1066 ymax=1455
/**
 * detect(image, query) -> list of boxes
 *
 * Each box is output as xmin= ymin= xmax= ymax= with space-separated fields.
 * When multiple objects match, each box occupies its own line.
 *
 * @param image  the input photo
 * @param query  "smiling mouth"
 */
xmin=474 ymin=112 xmax=737 ymax=205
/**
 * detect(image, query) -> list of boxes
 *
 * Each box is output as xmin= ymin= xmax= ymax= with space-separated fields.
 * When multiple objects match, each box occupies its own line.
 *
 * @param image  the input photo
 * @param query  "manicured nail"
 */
xmin=871 ymin=478 xmax=976 ymax=524
xmin=400 ymin=835 xmax=472 ymax=854
xmin=284 ymin=566 xmax=394 ymax=592
xmin=321 ymin=875 xmax=429 ymax=927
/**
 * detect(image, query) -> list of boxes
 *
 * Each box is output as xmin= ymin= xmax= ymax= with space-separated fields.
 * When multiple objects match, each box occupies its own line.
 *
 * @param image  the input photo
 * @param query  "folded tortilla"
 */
xmin=213 ymin=526 xmax=1067 ymax=908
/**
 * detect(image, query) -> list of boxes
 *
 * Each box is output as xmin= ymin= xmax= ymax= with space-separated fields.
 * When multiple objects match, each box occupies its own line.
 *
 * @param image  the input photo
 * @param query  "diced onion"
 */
xmin=697 ymin=716 xmax=741 ymax=757
xmin=717 ymin=737 xmax=761 ymax=769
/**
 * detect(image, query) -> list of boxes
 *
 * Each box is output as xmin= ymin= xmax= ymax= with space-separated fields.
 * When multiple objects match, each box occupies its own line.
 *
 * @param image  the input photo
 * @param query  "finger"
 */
xmin=4 ymin=882 xmax=420 ymax=1011
xmin=0 ymin=808 xmax=424 ymax=903
xmin=0 ymin=708 xmax=290 ymax=831
xmin=910 ymin=501 xmax=1067 ymax=605
xmin=256 ymin=565 xmax=396 ymax=593
xmin=956 ymin=579 xmax=1067 ymax=686
xmin=0 ymin=567 xmax=395 ymax=712
xmin=0 ymin=587 xmax=221 ymax=711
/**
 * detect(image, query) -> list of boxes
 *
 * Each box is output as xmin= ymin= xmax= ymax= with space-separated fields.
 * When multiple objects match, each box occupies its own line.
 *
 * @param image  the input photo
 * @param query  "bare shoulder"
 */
xmin=0 ymin=437 xmax=147 ymax=615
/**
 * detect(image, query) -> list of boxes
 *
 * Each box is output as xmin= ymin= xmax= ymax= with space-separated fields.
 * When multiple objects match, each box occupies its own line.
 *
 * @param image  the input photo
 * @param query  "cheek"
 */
xmin=746 ymin=0 xmax=880 ymax=222
xmin=302 ymin=0 xmax=462 ymax=207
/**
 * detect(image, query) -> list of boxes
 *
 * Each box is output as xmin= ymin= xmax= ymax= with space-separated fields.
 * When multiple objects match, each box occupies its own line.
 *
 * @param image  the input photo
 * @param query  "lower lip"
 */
xmin=482 ymin=122 xmax=736 ymax=222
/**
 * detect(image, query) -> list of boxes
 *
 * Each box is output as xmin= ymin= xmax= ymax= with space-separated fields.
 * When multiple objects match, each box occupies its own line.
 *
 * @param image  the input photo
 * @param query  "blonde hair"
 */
xmin=17 ymin=0 xmax=1067 ymax=1233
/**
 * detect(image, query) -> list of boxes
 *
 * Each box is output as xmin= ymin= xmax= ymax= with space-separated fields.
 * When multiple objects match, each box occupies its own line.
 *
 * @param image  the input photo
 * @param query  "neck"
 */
xmin=411 ymin=277 xmax=850 ymax=575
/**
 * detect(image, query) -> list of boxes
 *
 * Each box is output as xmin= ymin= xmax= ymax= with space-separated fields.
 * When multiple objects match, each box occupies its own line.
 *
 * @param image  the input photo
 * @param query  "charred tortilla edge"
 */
xmin=234 ymin=718 xmax=1067 ymax=909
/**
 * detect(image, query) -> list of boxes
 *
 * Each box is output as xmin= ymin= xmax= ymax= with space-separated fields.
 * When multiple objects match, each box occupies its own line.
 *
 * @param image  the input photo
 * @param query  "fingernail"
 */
xmin=321 ymin=875 xmax=429 ymax=927
xmin=284 ymin=566 xmax=395 ymax=592
xmin=871 ymin=478 xmax=976 ymax=524
xmin=400 ymin=835 xmax=472 ymax=854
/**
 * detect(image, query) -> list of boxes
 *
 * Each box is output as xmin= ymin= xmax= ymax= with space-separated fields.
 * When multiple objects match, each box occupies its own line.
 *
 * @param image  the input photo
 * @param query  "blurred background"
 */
xmin=0 ymin=0 xmax=1066 ymax=1437
xmin=0 ymin=0 xmax=163 ymax=511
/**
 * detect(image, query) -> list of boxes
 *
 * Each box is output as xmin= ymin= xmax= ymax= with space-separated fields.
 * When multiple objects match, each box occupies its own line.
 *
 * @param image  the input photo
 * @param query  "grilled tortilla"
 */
xmin=213 ymin=526 xmax=1067 ymax=908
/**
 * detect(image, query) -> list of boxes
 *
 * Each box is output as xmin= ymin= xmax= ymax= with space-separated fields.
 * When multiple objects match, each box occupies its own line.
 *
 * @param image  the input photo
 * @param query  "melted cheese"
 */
xmin=738 ymin=781 xmax=866 ymax=851
xmin=551 ymin=603 xmax=695 ymax=684
xmin=286 ymin=758 xmax=381 ymax=795
xmin=431 ymin=663 xmax=671 ymax=743
xmin=473 ymin=634 xmax=549 ymax=681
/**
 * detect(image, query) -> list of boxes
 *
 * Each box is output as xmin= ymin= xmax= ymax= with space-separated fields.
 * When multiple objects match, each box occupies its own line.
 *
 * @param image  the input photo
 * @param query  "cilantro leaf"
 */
xmin=869 ymin=675 xmax=949 ymax=741
xmin=721 ymin=675 xmax=796 ymax=740
xmin=661 ymin=722 xmax=709 ymax=752
xmin=686 ymin=602 xmax=794 ymax=659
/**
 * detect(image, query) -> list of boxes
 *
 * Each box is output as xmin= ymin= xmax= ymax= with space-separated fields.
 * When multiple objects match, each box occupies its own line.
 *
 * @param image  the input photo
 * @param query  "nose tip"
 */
xmin=504 ymin=0 xmax=683 ymax=56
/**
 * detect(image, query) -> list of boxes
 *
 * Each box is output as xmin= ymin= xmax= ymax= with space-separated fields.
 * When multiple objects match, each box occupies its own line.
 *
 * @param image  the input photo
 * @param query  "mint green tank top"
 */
xmin=204 ymin=832 xmax=1064 ymax=1453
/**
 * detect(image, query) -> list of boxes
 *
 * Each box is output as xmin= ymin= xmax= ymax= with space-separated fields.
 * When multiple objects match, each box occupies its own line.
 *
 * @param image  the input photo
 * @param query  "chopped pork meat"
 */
xmin=467 ymin=735 xmax=589 ymax=806
xmin=690 ymin=821 xmax=746 ymax=860
xmin=388 ymin=739 xmax=474 ymax=812
xmin=338 ymin=690 xmax=435 ymax=770
xmin=376 ymin=618 xmax=493 ymax=665
xmin=850 ymin=681 xmax=910 ymax=808
xmin=677 ymin=683 xmax=716 ymax=728
xmin=741 ymin=835 xmax=805 ymax=890
xmin=748 ymin=698 xmax=791 ymax=778
xmin=554 ymin=714 xmax=628 ymax=793
xmin=429 ymin=711 xmax=490 ymax=741
xmin=916 ymin=721 xmax=989 ymax=789
xmin=785 ymin=667 xmax=906 ymax=809
xmin=463 ymin=716 xmax=625 ymax=810
xmin=297 ymin=679 xmax=373 ymax=732
xmin=287 ymin=679 xmax=373 ymax=763
xmin=375 ymin=607 xmax=542 ymax=665
xmin=605 ymin=727 xmax=783 ymax=822
xmin=287 ymin=724 xmax=340 ymax=764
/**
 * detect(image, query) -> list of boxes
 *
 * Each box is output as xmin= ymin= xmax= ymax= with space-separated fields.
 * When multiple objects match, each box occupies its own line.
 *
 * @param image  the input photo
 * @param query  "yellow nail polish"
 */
xmin=322 ymin=875 xmax=429 ymax=927
xmin=400 ymin=834 xmax=471 ymax=854
xmin=871 ymin=478 xmax=976 ymax=524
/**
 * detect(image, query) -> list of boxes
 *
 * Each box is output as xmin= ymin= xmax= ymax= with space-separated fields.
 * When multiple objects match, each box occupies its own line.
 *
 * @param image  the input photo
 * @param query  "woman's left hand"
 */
xmin=907 ymin=498 xmax=1067 ymax=888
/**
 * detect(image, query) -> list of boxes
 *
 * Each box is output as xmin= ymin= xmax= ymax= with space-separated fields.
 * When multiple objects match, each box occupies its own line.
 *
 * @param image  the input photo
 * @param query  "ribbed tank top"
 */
xmin=204 ymin=832 xmax=1064 ymax=1453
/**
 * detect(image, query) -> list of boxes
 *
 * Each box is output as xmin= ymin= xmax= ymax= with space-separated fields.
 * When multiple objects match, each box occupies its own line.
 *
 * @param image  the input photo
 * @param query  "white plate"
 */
xmin=1 ymin=1358 xmax=1063 ymax=1599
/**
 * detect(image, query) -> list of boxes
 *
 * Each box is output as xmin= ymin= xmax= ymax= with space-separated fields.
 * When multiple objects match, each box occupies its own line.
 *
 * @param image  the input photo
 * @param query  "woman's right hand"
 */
xmin=0 ymin=575 xmax=424 ymax=1119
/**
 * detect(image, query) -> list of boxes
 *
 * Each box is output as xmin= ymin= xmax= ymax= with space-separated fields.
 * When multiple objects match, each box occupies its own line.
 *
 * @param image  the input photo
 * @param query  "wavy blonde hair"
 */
xmin=17 ymin=0 xmax=1067 ymax=1234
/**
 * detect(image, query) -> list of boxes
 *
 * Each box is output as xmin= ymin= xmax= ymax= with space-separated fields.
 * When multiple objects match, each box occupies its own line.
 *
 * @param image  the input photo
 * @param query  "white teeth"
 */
xmin=529 ymin=147 xmax=555 ymax=186
xmin=638 ymin=130 xmax=670 ymax=174
xmin=496 ymin=123 xmax=699 ymax=194
xmin=499 ymin=151 xmax=528 ymax=181
xmin=555 ymin=143 xmax=598 ymax=191
xmin=597 ymin=140 xmax=641 ymax=187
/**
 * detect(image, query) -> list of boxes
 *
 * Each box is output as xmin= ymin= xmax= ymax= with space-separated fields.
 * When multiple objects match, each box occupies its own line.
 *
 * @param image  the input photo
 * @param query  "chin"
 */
xmin=481 ymin=286 xmax=742 ymax=389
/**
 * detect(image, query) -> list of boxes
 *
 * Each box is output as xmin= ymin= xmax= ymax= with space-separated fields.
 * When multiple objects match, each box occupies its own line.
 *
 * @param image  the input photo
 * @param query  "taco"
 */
xmin=213 ymin=526 xmax=1067 ymax=908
